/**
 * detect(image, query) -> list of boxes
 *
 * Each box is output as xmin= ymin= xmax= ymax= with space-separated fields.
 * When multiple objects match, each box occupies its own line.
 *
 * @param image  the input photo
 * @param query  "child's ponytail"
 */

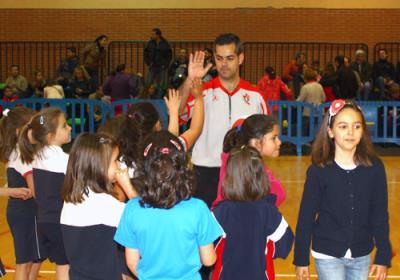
xmin=18 ymin=123 xmax=39 ymax=164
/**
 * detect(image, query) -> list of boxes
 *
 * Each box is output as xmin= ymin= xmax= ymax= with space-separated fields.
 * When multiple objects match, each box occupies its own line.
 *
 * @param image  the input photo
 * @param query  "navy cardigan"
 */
xmin=294 ymin=158 xmax=392 ymax=267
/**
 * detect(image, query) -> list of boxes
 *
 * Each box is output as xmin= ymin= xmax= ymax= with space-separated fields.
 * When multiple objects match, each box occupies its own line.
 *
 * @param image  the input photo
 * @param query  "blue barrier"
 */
xmin=0 ymin=98 xmax=168 ymax=139
xmin=270 ymin=101 xmax=400 ymax=156
xmin=1 ymin=99 xmax=398 ymax=156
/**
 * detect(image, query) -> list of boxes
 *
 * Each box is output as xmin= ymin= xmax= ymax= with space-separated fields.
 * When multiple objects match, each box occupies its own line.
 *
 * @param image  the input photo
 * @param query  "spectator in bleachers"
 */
xmin=351 ymin=49 xmax=372 ymax=101
xmin=257 ymin=66 xmax=293 ymax=113
xmin=57 ymin=47 xmax=80 ymax=87
xmin=283 ymin=52 xmax=306 ymax=98
xmin=0 ymin=86 xmax=19 ymax=116
xmin=319 ymin=62 xmax=337 ymax=102
xmin=81 ymin=35 xmax=109 ymax=88
xmin=169 ymin=48 xmax=189 ymax=88
xmin=103 ymin=64 xmax=139 ymax=101
xmin=43 ymin=80 xmax=65 ymax=99
xmin=334 ymin=55 xmax=358 ymax=99
xmin=28 ymin=69 xmax=47 ymax=98
xmin=372 ymin=48 xmax=397 ymax=100
xmin=144 ymin=28 xmax=172 ymax=94
xmin=203 ymin=48 xmax=218 ymax=82
xmin=70 ymin=66 xmax=94 ymax=99
xmin=5 ymin=65 xmax=28 ymax=98
xmin=297 ymin=69 xmax=326 ymax=136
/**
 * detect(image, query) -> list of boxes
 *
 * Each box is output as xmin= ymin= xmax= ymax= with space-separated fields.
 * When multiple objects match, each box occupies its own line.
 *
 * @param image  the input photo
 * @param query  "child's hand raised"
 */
xmin=115 ymin=167 xmax=137 ymax=199
xmin=191 ymin=78 xmax=203 ymax=99
xmin=164 ymin=89 xmax=182 ymax=116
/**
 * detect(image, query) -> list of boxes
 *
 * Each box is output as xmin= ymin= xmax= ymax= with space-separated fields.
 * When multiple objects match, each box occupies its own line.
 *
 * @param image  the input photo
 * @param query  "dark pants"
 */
xmin=193 ymin=165 xmax=220 ymax=208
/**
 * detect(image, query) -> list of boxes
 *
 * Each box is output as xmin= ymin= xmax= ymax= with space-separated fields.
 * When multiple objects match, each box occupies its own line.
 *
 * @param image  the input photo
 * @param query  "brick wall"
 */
xmin=0 ymin=8 xmax=399 ymax=48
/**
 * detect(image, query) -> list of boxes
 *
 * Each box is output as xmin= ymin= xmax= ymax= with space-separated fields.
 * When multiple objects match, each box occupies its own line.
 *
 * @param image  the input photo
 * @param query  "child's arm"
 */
xmin=25 ymin=173 xmax=35 ymax=198
xmin=125 ymin=248 xmax=140 ymax=277
xmin=164 ymin=89 xmax=181 ymax=136
xmin=199 ymin=243 xmax=217 ymax=266
xmin=0 ymin=186 xmax=32 ymax=200
xmin=180 ymin=77 xmax=204 ymax=150
xmin=115 ymin=168 xmax=138 ymax=199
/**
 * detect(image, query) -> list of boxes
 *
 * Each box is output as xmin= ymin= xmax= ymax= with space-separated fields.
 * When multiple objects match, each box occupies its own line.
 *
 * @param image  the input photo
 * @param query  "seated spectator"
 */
xmin=103 ymin=64 xmax=139 ymax=101
xmin=283 ymin=52 xmax=306 ymax=98
xmin=70 ymin=66 xmax=94 ymax=99
xmin=203 ymin=48 xmax=218 ymax=82
xmin=372 ymin=48 xmax=397 ymax=100
xmin=257 ymin=66 xmax=292 ymax=113
xmin=0 ymin=86 xmax=19 ymax=116
xmin=297 ymin=69 xmax=326 ymax=136
xmin=89 ymin=86 xmax=110 ymax=127
xmin=319 ymin=62 xmax=337 ymax=102
xmin=5 ymin=65 xmax=28 ymax=98
xmin=28 ymin=69 xmax=47 ymax=98
xmin=335 ymin=55 xmax=358 ymax=99
xmin=57 ymin=47 xmax=80 ymax=87
xmin=44 ymin=80 xmax=65 ymax=99
xmin=351 ymin=49 xmax=372 ymax=101
xmin=169 ymin=48 xmax=189 ymax=88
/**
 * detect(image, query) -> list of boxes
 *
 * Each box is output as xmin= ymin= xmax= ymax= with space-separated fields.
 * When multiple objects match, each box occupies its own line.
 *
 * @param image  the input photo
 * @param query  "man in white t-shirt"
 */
xmin=179 ymin=33 xmax=268 ymax=207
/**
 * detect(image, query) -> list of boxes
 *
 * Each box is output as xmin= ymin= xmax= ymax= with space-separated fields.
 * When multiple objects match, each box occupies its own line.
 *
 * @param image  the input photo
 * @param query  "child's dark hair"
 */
xmin=224 ymin=146 xmax=270 ymax=202
xmin=264 ymin=66 xmax=276 ymax=80
xmin=62 ymin=133 xmax=118 ymax=204
xmin=135 ymin=130 xmax=194 ymax=209
xmin=312 ymin=100 xmax=376 ymax=167
xmin=19 ymin=107 xmax=65 ymax=164
xmin=118 ymin=102 xmax=160 ymax=168
xmin=223 ymin=114 xmax=277 ymax=153
xmin=0 ymin=107 xmax=35 ymax=162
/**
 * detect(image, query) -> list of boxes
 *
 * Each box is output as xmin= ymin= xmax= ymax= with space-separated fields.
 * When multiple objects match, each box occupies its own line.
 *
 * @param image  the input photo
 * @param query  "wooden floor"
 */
xmin=0 ymin=156 xmax=399 ymax=279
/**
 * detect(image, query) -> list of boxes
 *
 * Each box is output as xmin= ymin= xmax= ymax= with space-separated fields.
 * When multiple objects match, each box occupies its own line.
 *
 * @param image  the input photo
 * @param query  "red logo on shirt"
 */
xmin=243 ymin=93 xmax=250 ymax=105
xmin=212 ymin=94 xmax=219 ymax=102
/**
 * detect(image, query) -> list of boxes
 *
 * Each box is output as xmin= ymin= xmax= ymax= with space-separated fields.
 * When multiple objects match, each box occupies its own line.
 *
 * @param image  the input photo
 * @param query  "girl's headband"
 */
xmin=327 ymin=99 xmax=362 ymax=126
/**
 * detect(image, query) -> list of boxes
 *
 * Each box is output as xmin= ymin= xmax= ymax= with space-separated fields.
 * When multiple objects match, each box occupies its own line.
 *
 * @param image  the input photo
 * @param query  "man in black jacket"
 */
xmin=144 ymin=28 xmax=172 ymax=98
xmin=351 ymin=49 xmax=372 ymax=100
xmin=372 ymin=48 xmax=397 ymax=100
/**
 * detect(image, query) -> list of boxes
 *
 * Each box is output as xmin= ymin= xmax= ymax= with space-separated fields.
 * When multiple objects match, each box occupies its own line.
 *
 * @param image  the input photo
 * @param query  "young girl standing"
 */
xmin=294 ymin=99 xmax=392 ymax=280
xmin=0 ymin=107 xmax=42 ymax=280
xmin=19 ymin=107 xmax=71 ymax=280
xmin=212 ymin=146 xmax=294 ymax=279
xmin=61 ymin=133 xmax=136 ymax=279
xmin=114 ymin=131 xmax=222 ymax=279
xmin=212 ymin=114 xmax=285 ymax=208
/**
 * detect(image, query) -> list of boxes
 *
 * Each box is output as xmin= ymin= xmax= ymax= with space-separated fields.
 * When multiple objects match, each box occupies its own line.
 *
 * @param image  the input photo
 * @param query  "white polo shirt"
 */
xmin=181 ymin=77 xmax=269 ymax=167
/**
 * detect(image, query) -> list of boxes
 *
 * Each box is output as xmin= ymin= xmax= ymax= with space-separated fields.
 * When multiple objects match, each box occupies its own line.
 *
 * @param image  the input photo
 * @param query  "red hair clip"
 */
xmin=328 ymin=99 xmax=346 ymax=125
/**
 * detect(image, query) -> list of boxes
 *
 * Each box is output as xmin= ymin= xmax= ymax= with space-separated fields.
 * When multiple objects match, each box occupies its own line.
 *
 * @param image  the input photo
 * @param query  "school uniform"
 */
xmin=32 ymin=145 xmax=69 ymax=265
xmin=213 ymin=197 xmax=294 ymax=280
xmin=61 ymin=188 xmax=126 ymax=280
xmin=6 ymin=149 xmax=41 ymax=264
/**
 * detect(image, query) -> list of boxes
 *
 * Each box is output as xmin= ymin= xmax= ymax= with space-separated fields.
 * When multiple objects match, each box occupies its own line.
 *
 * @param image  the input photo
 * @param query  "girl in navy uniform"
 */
xmin=61 ymin=133 xmax=137 ymax=280
xmin=294 ymin=99 xmax=392 ymax=280
xmin=0 ymin=107 xmax=43 ymax=280
xmin=19 ymin=107 xmax=71 ymax=280
xmin=212 ymin=146 xmax=294 ymax=280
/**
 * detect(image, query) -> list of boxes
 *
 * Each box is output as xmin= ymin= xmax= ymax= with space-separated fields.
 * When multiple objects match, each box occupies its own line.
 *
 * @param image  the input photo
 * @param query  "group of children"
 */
xmin=0 ymin=78 xmax=392 ymax=279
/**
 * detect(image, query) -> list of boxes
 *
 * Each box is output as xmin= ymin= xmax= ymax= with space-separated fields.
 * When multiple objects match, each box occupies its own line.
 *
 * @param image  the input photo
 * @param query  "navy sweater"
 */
xmin=294 ymin=158 xmax=391 ymax=267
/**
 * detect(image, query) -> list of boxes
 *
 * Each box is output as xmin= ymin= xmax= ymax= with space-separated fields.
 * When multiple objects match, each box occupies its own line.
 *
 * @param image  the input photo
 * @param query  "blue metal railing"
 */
xmin=0 ymin=99 xmax=398 ymax=156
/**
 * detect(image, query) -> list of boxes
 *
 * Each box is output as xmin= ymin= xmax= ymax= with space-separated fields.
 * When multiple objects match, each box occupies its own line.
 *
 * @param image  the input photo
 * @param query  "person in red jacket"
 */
xmin=0 ymin=86 xmax=19 ymax=117
xmin=257 ymin=66 xmax=293 ymax=113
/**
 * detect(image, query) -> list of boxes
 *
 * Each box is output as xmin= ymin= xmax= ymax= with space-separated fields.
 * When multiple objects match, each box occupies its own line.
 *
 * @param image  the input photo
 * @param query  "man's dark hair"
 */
xmin=214 ymin=33 xmax=243 ymax=55
xmin=66 ymin=47 xmax=77 ymax=54
xmin=10 ymin=64 xmax=19 ymax=70
xmin=378 ymin=48 xmax=388 ymax=54
xmin=152 ymin=28 xmax=162 ymax=36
